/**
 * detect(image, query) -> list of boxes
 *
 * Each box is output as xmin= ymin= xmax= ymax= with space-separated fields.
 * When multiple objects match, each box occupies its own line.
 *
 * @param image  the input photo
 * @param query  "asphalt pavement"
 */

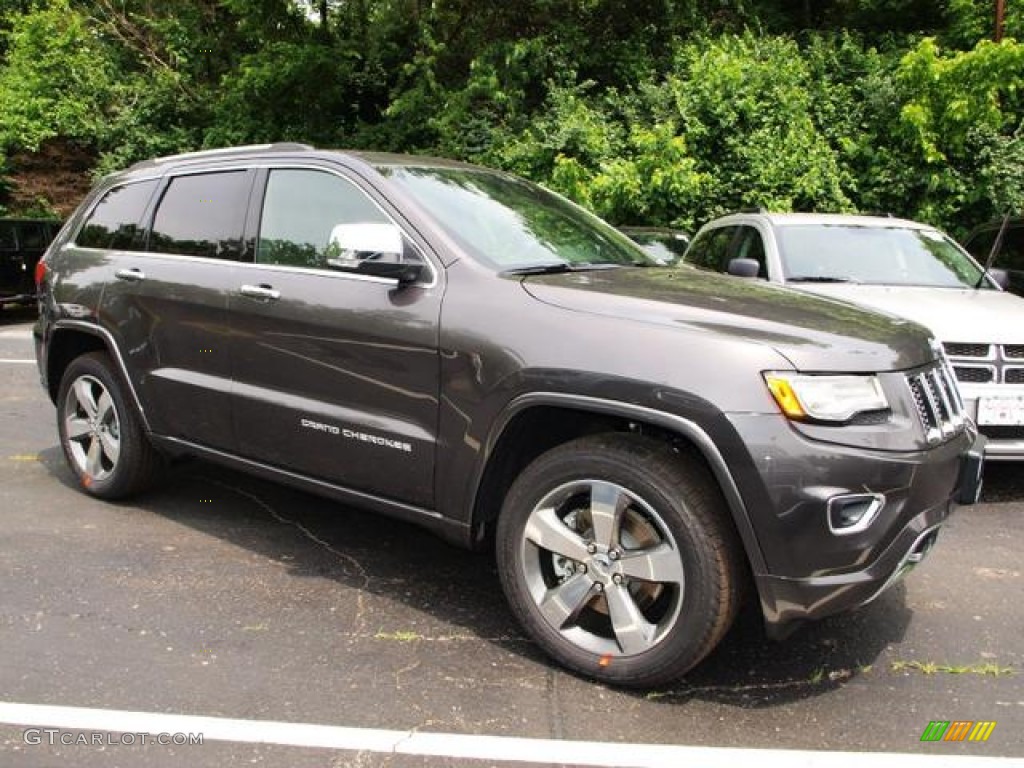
xmin=0 ymin=308 xmax=1021 ymax=766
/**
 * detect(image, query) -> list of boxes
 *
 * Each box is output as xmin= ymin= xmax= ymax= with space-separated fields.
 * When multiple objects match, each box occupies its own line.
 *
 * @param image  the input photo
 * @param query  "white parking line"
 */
xmin=0 ymin=359 xmax=35 ymax=364
xmin=0 ymin=702 xmax=1013 ymax=766
xmin=0 ymin=329 xmax=33 ymax=339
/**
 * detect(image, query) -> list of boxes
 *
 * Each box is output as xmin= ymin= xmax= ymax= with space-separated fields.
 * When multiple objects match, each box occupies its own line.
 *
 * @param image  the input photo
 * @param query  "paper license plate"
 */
xmin=976 ymin=395 xmax=1024 ymax=426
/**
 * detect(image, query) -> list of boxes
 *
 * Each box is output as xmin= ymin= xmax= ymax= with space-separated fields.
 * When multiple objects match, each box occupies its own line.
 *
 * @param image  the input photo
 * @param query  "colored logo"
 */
xmin=921 ymin=721 xmax=996 ymax=742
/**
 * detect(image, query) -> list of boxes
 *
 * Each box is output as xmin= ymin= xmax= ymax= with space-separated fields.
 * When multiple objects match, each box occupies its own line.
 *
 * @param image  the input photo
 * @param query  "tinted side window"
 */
xmin=77 ymin=181 xmax=158 ymax=250
xmin=0 ymin=222 xmax=16 ymax=251
xmin=1001 ymin=226 xmax=1024 ymax=271
xmin=256 ymin=169 xmax=391 ymax=269
xmin=964 ymin=229 xmax=995 ymax=261
xmin=733 ymin=226 xmax=767 ymax=277
xmin=687 ymin=227 xmax=735 ymax=272
xmin=150 ymin=172 xmax=250 ymax=260
xmin=18 ymin=223 xmax=46 ymax=250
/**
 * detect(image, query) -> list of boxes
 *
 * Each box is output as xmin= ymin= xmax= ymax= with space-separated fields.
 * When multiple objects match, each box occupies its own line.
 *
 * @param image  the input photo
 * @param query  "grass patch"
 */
xmin=891 ymin=660 xmax=1014 ymax=676
xmin=375 ymin=630 xmax=422 ymax=642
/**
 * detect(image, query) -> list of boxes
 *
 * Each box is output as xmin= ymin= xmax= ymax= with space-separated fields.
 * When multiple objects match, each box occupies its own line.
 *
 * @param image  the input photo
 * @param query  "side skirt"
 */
xmin=149 ymin=434 xmax=472 ymax=548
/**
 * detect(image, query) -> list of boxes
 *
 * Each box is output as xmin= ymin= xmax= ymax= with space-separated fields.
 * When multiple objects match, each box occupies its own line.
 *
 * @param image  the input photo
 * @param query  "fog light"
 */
xmin=827 ymin=493 xmax=885 ymax=535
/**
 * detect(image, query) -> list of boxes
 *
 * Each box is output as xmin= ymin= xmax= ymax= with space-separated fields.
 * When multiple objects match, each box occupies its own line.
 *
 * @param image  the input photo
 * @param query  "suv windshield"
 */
xmin=380 ymin=166 xmax=653 ymax=270
xmin=778 ymin=224 xmax=991 ymax=288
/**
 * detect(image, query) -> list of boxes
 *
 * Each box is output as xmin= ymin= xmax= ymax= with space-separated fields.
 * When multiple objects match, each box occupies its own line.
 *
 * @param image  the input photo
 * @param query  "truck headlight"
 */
xmin=764 ymin=373 xmax=889 ymax=423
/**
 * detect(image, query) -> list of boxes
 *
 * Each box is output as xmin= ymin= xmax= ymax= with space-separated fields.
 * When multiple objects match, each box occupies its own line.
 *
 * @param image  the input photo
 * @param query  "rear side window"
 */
xmin=77 ymin=181 xmax=157 ymax=250
xmin=18 ymin=223 xmax=46 ymax=249
xmin=149 ymin=172 xmax=250 ymax=260
xmin=0 ymin=221 xmax=18 ymax=251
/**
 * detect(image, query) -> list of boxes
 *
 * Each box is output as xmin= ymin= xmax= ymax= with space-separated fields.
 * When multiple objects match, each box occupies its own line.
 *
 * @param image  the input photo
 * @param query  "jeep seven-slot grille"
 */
xmin=907 ymin=363 xmax=966 ymax=443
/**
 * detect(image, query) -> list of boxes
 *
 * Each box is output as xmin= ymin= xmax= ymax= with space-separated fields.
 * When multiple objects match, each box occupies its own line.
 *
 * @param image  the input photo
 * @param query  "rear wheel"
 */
xmin=496 ymin=433 xmax=743 ymax=687
xmin=57 ymin=351 xmax=162 ymax=498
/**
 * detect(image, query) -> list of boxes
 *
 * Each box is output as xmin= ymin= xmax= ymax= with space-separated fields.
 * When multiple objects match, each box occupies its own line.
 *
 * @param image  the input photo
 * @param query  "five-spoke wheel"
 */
xmin=497 ymin=433 xmax=742 ymax=687
xmin=57 ymin=352 xmax=162 ymax=498
xmin=63 ymin=374 xmax=121 ymax=483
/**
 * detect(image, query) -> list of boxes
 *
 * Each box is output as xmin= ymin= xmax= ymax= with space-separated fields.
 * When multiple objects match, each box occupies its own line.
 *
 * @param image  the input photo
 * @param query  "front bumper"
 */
xmin=721 ymin=413 xmax=984 ymax=633
xmin=757 ymin=495 xmax=954 ymax=633
xmin=958 ymin=384 xmax=1024 ymax=461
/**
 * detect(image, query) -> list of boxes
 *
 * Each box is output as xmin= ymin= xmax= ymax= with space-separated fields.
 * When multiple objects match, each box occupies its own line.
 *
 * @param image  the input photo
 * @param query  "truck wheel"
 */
xmin=496 ymin=433 xmax=742 ymax=687
xmin=57 ymin=351 xmax=162 ymax=499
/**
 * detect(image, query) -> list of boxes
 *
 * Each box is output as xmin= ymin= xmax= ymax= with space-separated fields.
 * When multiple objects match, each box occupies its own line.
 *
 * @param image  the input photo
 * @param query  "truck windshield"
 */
xmin=379 ymin=166 xmax=654 ymax=270
xmin=778 ymin=225 xmax=993 ymax=288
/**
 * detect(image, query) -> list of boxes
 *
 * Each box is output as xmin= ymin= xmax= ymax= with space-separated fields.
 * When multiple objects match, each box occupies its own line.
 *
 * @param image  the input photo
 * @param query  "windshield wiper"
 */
xmin=786 ymin=276 xmax=859 ymax=283
xmin=975 ymin=212 xmax=1012 ymax=289
xmin=503 ymin=262 xmax=636 ymax=276
xmin=502 ymin=263 xmax=577 ymax=276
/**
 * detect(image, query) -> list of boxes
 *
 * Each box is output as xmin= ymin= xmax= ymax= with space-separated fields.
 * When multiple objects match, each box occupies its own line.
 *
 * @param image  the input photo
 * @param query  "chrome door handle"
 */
xmin=239 ymin=284 xmax=281 ymax=301
xmin=115 ymin=268 xmax=146 ymax=282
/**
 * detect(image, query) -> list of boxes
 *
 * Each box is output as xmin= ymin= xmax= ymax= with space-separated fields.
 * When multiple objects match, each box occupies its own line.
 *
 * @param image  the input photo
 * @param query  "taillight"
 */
xmin=34 ymin=258 xmax=47 ymax=289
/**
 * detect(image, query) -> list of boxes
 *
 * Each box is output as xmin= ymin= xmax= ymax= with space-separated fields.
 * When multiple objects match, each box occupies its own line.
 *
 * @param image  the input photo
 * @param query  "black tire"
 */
xmin=56 ymin=351 xmax=162 ymax=499
xmin=496 ymin=433 xmax=743 ymax=687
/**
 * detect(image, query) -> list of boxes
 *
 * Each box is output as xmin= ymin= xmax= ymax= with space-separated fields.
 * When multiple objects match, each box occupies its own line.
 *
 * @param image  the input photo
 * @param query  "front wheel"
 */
xmin=496 ymin=433 xmax=743 ymax=687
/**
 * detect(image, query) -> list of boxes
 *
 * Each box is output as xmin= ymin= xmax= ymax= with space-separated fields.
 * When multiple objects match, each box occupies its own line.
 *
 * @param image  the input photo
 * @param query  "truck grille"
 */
xmin=945 ymin=343 xmax=1024 ymax=384
xmin=953 ymin=365 xmax=995 ymax=383
xmin=944 ymin=342 xmax=991 ymax=358
xmin=907 ymin=363 xmax=966 ymax=443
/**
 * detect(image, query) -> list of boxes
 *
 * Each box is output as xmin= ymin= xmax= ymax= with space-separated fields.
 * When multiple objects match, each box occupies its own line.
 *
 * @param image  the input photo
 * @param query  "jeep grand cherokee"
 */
xmin=34 ymin=144 xmax=984 ymax=687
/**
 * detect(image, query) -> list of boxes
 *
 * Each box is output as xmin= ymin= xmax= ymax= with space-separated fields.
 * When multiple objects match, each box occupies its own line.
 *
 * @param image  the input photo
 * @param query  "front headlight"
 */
xmin=764 ymin=373 xmax=889 ymax=423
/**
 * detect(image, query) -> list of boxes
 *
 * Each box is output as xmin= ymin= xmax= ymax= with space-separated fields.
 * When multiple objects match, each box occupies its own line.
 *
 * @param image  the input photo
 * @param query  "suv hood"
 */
xmin=793 ymin=284 xmax=1024 ymax=344
xmin=522 ymin=268 xmax=936 ymax=372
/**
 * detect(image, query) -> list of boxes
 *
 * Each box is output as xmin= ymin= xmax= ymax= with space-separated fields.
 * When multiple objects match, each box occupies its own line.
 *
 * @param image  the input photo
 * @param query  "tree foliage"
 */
xmin=0 ymin=0 xmax=1021 ymax=233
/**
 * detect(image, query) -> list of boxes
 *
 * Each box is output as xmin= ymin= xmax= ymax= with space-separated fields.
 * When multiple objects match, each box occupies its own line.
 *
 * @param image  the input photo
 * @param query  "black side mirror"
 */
xmin=988 ymin=268 xmax=1010 ymax=290
xmin=727 ymin=257 xmax=760 ymax=278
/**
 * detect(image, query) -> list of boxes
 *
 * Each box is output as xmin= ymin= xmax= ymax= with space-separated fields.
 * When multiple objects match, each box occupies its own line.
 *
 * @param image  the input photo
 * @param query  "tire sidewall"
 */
xmin=57 ymin=353 xmax=141 ymax=499
xmin=497 ymin=439 xmax=726 ymax=686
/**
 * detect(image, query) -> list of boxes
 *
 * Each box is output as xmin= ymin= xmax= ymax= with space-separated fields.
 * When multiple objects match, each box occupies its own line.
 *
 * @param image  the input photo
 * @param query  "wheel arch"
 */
xmin=470 ymin=393 xmax=768 ymax=580
xmin=47 ymin=321 xmax=151 ymax=432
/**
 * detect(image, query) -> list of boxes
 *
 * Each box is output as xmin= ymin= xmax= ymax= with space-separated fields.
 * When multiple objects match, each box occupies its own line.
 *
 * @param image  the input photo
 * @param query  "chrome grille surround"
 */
xmin=906 ymin=361 xmax=966 ymax=443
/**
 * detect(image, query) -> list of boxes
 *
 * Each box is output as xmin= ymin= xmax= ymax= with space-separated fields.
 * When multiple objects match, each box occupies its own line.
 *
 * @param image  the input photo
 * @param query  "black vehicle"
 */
xmin=0 ymin=218 xmax=61 ymax=308
xmin=34 ymin=144 xmax=984 ymax=687
xmin=963 ymin=216 xmax=1024 ymax=297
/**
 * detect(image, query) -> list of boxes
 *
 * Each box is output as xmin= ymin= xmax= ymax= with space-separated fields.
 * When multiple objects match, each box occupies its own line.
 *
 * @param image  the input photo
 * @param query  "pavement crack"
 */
xmin=200 ymin=476 xmax=372 ymax=633
xmin=394 ymin=659 xmax=421 ymax=689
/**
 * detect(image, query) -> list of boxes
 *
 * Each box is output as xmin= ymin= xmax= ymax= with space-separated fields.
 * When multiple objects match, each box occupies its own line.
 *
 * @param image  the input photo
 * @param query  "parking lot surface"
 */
xmin=0 ymin=309 xmax=1021 ymax=766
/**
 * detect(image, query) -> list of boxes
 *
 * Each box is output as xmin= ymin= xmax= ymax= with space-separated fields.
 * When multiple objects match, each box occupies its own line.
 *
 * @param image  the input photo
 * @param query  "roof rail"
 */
xmin=128 ymin=143 xmax=315 ymax=171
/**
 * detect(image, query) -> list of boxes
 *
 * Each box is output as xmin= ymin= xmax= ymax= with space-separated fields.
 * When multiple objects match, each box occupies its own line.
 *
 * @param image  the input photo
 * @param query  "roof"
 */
xmin=712 ymin=211 xmax=933 ymax=230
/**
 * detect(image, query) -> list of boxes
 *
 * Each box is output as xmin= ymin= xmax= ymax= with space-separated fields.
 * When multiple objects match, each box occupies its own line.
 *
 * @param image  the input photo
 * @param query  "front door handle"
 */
xmin=239 ymin=284 xmax=281 ymax=301
xmin=115 ymin=268 xmax=146 ymax=282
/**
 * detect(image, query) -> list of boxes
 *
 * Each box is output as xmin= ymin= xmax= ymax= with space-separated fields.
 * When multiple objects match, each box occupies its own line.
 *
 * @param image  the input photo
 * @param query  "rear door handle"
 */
xmin=115 ymin=268 xmax=146 ymax=282
xmin=239 ymin=284 xmax=281 ymax=301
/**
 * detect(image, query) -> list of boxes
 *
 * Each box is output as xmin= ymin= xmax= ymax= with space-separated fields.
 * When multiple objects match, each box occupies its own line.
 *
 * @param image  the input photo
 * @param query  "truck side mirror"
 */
xmin=727 ymin=257 xmax=760 ymax=278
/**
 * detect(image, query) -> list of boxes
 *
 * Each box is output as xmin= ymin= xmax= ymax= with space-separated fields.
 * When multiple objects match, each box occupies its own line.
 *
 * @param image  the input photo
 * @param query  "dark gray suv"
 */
xmin=34 ymin=144 xmax=984 ymax=687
